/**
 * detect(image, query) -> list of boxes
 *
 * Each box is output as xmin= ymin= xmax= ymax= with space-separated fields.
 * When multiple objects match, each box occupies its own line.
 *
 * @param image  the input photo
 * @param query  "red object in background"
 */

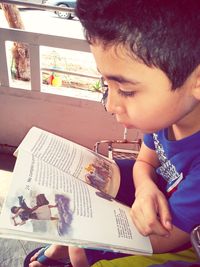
xmin=48 ymin=74 xmax=54 ymax=85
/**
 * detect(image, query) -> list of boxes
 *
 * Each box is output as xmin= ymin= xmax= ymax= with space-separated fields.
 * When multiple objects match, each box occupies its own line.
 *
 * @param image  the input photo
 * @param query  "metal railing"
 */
xmin=0 ymin=0 xmax=75 ymax=13
xmin=0 ymin=0 xmax=101 ymax=97
xmin=0 ymin=27 xmax=92 ymax=91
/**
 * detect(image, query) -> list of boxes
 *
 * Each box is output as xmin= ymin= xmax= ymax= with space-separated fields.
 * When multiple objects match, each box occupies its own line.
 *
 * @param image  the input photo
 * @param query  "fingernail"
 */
xmin=165 ymin=220 xmax=172 ymax=230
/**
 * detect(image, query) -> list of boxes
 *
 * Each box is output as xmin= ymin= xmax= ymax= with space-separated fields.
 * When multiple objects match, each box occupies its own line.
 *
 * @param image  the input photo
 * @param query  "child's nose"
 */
xmin=106 ymin=90 xmax=125 ymax=115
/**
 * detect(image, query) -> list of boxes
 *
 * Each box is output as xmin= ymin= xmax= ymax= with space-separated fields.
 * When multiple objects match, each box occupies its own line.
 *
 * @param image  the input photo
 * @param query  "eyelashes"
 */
xmin=101 ymin=86 xmax=135 ymax=109
xmin=101 ymin=86 xmax=136 ymax=112
xmin=118 ymin=88 xmax=136 ymax=97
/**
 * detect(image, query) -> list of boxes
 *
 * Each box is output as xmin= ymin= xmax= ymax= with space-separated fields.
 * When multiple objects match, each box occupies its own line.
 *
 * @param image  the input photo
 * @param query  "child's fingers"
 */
xmin=131 ymin=201 xmax=170 ymax=237
xmin=141 ymin=200 xmax=171 ymax=236
xmin=157 ymin=197 xmax=173 ymax=231
xmin=133 ymin=211 xmax=170 ymax=237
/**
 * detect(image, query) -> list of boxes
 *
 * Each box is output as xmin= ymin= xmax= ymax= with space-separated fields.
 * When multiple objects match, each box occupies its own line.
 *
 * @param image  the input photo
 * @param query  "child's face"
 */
xmin=91 ymin=44 xmax=198 ymax=133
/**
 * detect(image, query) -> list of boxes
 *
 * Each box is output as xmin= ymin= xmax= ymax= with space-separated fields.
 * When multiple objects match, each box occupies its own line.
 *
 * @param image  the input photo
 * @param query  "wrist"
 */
xmin=135 ymin=178 xmax=157 ymax=196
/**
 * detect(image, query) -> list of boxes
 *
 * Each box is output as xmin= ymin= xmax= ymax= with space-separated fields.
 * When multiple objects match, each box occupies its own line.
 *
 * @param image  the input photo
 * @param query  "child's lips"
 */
xmin=122 ymin=124 xmax=133 ymax=129
xmin=116 ymin=117 xmax=134 ymax=129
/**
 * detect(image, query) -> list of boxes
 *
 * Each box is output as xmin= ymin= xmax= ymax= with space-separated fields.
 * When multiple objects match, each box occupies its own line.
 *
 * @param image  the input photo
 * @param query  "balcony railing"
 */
xmin=0 ymin=0 xmax=101 ymax=98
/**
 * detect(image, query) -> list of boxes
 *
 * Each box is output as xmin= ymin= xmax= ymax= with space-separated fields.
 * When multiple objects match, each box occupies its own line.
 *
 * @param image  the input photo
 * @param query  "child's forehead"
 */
xmin=90 ymin=40 xmax=176 ymax=87
xmin=91 ymin=42 xmax=141 ymax=65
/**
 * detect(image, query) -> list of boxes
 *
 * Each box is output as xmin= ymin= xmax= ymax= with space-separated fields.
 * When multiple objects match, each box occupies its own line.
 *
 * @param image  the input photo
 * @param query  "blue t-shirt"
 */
xmin=143 ymin=129 xmax=200 ymax=233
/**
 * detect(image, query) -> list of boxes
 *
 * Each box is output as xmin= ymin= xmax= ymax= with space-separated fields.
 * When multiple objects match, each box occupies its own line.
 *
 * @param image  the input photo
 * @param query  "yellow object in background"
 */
xmin=52 ymin=76 xmax=62 ymax=87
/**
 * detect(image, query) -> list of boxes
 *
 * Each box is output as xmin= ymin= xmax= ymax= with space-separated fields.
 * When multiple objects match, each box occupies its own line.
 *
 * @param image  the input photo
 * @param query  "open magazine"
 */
xmin=0 ymin=127 xmax=152 ymax=255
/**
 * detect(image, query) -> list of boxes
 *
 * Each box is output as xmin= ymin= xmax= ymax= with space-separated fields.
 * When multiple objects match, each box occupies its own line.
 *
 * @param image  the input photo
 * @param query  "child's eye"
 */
xmin=118 ymin=88 xmax=135 ymax=97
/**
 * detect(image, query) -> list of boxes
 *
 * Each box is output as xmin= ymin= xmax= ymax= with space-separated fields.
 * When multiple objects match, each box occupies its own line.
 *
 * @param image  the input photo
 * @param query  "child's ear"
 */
xmin=192 ymin=65 xmax=200 ymax=100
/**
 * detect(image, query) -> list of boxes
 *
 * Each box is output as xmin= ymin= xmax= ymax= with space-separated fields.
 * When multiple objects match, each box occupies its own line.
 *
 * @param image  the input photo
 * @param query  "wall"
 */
xmin=0 ymin=89 xmax=141 ymax=151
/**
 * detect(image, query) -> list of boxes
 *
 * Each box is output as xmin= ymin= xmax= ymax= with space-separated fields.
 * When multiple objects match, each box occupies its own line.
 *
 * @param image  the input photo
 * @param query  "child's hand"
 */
xmin=130 ymin=180 xmax=172 ymax=237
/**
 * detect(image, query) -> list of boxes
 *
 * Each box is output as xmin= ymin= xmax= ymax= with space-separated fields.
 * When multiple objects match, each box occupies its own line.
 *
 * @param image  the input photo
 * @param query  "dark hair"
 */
xmin=76 ymin=0 xmax=200 ymax=89
xmin=11 ymin=206 xmax=18 ymax=214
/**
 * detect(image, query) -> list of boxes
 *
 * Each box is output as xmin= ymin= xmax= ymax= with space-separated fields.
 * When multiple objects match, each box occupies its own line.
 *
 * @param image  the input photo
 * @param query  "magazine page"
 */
xmin=15 ymin=127 xmax=120 ymax=198
xmin=0 ymin=150 xmax=152 ymax=255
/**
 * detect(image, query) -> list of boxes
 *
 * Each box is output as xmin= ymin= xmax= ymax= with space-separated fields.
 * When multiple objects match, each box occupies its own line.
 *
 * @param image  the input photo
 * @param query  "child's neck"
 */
xmin=169 ymin=103 xmax=200 ymax=141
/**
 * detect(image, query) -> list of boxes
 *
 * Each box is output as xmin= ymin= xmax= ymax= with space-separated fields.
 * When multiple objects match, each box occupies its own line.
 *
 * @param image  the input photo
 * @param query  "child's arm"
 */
xmin=131 ymin=143 xmax=190 ymax=252
xmin=131 ymin=144 xmax=188 ymax=252
xmin=150 ymin=226 xmax=189 ymax=253
xmin=132 ymin=143 xmax=172 ymax=235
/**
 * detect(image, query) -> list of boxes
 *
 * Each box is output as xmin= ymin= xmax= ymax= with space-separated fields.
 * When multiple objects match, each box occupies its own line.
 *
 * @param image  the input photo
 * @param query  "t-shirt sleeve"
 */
xmin=143 ymin=133 xmax=155 ymax=150
xmin=169 ymin=163 xmax=200 ymax=233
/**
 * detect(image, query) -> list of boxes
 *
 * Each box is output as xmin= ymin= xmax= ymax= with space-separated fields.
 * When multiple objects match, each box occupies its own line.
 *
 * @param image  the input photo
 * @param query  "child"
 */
xmin=25 ymin=0 xmax=200 ymax=266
